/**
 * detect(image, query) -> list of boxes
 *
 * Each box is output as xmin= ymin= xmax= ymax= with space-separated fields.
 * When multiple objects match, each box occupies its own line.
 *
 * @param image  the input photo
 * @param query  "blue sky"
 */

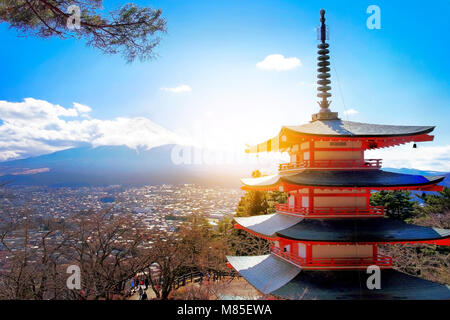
xmin=0 ymin=0 xmax=449 ymax=170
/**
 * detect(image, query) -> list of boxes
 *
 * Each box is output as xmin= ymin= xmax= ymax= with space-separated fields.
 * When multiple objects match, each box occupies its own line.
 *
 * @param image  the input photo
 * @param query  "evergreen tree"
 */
xmin=417 ymin=187 xmax=450 ymax=215
xmin=0 ymin=1 xmax=166 ymax=62
xmin=235 ymin=190 xmax=269 ymax=217
xmin=235 ymin=190 xmax=287 ymax=217
xmin=370 ymin=190 xmax=416 ymax=221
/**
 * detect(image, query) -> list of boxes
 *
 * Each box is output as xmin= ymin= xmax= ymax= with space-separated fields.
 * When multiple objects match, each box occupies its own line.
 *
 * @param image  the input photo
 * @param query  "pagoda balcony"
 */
xmin=279 ymin=159 xmax=382 ymax=172
xmin=270 ymin=245 xmax=393 ymax=269
xmin=276 ymin=203 xmax=385 ymax=218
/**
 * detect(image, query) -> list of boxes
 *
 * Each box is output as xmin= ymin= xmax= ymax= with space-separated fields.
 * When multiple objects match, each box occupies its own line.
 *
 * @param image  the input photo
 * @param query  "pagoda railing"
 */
xmin=276 ymin=203 xmax=385 ymax=217
xmin=270 ymin=245 xmax=306 ymax=266
xmin=270 ymin=245 xmax=392 ymax=269
xmin=279 ymin=159 xmax=382 ymax=171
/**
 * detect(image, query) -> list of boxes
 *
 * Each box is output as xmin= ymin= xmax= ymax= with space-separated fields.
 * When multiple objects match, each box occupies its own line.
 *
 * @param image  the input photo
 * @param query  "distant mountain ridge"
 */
xmin=383 ymin=167 xmax=450 ymax=188
xmin=382 ymin=167 xmax=447 ymax=177
xmin=0 ymin=145 xmax=253 ymax=187
xmin=0 ymin=145 xmax=448 ymax=188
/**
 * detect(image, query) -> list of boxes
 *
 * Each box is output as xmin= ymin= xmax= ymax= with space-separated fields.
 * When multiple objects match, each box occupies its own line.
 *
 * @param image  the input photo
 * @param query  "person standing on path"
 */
xmin=138 ymin=286 xmax=143 ymax=300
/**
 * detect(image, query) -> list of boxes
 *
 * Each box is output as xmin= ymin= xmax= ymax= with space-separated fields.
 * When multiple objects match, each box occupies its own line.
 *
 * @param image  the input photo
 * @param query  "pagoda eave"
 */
xmin=241 ymin=183 xmax=444 ymax=192
xmin=241 ymin=170 xmax=444 ymax=192
xmin=245 ymin=122 xmax=435 ymax=154
xmin=233 ymin=214 xmax=450 ymax=244
xmin=271 ymin=269 xmax=450 ymax=300
xmin=226 ymin=254 xmax=301 ymax=295
xmin=277 ymin=218 xmax=450 ymax=243
xmin=226 ymin=255 xmax=450 ymax=300
xmin=235 ymin=221 xmax=450 ymax=246
xmin=234 ymin=223 xmax=278 ymax=241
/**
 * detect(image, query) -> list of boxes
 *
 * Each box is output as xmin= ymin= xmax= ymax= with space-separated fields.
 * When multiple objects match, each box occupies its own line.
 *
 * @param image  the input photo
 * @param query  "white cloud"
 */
xmin=1 ymin=99 xmax=449 ymax=173
xmin=343 ymin=108 xmax=359 ymax=116
xmin=73 ymin=102 xmax=92 ymax=113
xmin=256 ymin=54 xmax=302 ymax=71
xmin=366 ymin=144 xmax=450 ymax=172
xmin=0 ymin=150 xmax=22 ymax=162
xmin=0 ymin=98 xmax=189 ymax=161
xmin=160 ymin=84 xmax=192 ymax=93
xmin=0 ymin=98 xmax=78 ymax=120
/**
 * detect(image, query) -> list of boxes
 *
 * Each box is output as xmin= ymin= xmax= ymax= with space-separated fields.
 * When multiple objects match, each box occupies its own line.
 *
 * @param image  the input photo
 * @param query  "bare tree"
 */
xmin=0 ymin=207 xmax=70 ymax=299
xmin=143 ymin=214 xmax=230 ymax=300
xmin=0 ymin=190 xmax=246 ymax=300
xmin=0 ymin=203 xmax=155 ymax=300
xmin=380 ymin=210 xmax=450 ymax=285
xmin=62 ymin=208 xmax=153 ymax=299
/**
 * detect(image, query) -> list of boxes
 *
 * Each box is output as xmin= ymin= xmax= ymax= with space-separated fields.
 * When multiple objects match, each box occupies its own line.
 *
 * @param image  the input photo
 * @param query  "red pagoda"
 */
xmin=226 ymin=10 xmax=450 ymax=300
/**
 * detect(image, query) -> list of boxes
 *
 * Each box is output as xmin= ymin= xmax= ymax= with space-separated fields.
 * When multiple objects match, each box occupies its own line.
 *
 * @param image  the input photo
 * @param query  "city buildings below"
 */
xmin=0 ymin=184 xmax=242 ymax=264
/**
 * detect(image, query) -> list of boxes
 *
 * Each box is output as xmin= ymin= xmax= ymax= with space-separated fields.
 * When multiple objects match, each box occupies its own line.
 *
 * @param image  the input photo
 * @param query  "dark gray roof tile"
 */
xmin=277 ymin=218 xmax=450 ymax=242
xmin=282 ymin=170 xmax=444 ymax=188
xmin=272 ymin=269 xmax=450 ymax=300
xmin=242 ymin=170 xmax=445 ymax=188
xmin=284 ymin=119 xmax=434 ymax=137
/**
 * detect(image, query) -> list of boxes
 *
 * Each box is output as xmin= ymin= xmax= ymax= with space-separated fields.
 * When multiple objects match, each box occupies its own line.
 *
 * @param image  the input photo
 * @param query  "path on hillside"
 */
xmin=127 ymin=278 xmax=262 ymax=300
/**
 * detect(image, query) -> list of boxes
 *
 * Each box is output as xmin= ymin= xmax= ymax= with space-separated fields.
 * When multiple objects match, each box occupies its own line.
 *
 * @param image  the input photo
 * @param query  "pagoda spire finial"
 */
xmin=319 ymin=9 xmax=327 ymax=43
xmin=312 ymin=9 xmax=339 ymax=121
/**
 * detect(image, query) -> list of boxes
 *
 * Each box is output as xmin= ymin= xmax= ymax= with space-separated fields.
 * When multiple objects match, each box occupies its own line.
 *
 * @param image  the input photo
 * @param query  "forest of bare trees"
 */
xmin=0 ymin=181 xmax=262 ymax=299
xmin=0 ymin=183 xmax=448 ymax=300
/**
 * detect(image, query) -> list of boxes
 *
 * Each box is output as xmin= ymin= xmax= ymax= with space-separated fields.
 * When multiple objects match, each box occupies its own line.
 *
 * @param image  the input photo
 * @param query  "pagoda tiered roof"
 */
xmin=272 ymin=269 xmax=450 ymax=300
xmin=226 ymin=255 xmax=300 ymax=294
xmin=234 ymin=214 xmax=450 ymax=244
xmin=226 ymin=255 xmax=450 ymax=299
xmin=234 ymin=213 xmax=302 ymax=238
xmin=245 ymin=119 xmax=435 ymax=153
xmin=229 ymin=9 xmax=450 ymax=300
xmin=278 ymin=218 xmax=450 ymax=243
xmin=284 ymin=120 xmax=434 ymax=137
xmin=241 ymin=170 xmax=444 ymax=191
